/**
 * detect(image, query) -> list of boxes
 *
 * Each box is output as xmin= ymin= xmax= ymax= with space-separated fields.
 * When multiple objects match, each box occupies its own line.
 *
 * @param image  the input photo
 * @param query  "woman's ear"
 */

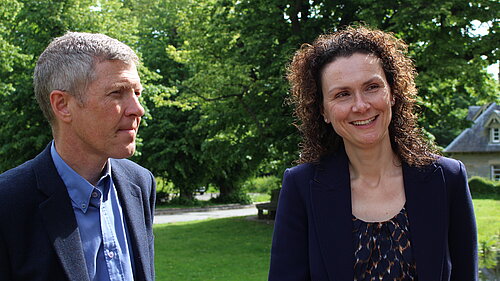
xmin=320 ymin=107 xmax=329 ymax=123
xmin=50 ymin=90 xmax=73 ymax=123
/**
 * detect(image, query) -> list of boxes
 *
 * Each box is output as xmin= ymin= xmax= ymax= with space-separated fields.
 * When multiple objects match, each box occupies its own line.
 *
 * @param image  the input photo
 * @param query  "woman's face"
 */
xmin=321 ymin=53 xmax=393 ymax=150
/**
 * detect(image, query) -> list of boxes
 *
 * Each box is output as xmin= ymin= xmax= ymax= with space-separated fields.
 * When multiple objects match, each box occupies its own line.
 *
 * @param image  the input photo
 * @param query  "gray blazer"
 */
xmin=0 ymin=144 xmax=156 ymax=281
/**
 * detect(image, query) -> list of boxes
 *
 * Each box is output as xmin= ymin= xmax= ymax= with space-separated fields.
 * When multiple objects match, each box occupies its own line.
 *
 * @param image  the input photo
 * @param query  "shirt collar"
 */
xmin=50 ymin=141 xmax=112 ymax=213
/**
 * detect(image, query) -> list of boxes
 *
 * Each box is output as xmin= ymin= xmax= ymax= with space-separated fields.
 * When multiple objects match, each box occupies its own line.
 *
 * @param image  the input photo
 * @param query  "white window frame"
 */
xmin=492 ymin=165 xmax=500 ymax=181
xmin=491 ymin=128 xmax=500 ymax=143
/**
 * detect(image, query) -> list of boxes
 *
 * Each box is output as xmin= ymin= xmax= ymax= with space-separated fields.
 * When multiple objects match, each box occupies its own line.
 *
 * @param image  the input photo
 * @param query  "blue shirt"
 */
xmin=51 ymin=142 xmax=135 ymax=281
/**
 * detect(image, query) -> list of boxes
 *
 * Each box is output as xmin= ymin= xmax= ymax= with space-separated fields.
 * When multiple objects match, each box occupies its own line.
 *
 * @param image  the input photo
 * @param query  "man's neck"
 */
xmin=53 ymin=139 xmax=107 ymax=186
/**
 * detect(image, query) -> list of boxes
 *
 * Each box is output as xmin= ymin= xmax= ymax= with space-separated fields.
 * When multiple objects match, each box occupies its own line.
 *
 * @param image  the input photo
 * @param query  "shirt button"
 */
xmin=91 ymin=191 xmax=99 ymax=198
xmin=81 ymin=203 xmax=86 ymax=209
xmin=108 ymin=251 xmax=115 ymax=259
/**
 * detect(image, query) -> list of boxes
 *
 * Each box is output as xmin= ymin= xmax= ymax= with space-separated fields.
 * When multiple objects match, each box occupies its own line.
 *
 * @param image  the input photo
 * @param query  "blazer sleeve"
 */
xmin=447 ymin=160 xmax=478 ymax=280
xmin=148 ymin=170 xmax=156 ymax=281
xmin=268 ymin=168 xmax=311 ymax=281
xmin=0 ymin=232 xmax=12 ymax=280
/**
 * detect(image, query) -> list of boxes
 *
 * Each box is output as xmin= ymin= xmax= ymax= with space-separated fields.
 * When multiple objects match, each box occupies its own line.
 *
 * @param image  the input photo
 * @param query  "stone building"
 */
xmin=444 ymin=102 xmax=500 ymax=180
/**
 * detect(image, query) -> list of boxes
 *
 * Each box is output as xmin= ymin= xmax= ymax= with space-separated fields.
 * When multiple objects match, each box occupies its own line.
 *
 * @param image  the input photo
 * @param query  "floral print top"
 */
xmin=352 ymin=207 xmax=417 ymax=281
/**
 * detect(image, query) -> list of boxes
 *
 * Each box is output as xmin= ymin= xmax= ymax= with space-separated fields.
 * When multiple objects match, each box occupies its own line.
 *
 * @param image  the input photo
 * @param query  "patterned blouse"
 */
xmin=352 ymin=207 xmax=417 ymax=281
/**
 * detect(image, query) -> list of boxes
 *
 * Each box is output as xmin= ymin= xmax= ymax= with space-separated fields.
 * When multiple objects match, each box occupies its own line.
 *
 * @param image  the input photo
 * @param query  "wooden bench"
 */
xmin=256 ymin=188 xmax=281 ymax=220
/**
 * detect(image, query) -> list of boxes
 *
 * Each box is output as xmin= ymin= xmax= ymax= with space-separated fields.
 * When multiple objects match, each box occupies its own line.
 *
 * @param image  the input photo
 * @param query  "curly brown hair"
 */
xmin=288 ymin=25 xmax=438 ymax=166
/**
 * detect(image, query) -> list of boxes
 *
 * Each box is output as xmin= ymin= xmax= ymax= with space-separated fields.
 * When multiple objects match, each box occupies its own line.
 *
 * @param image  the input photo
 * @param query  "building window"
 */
xmin=492 ymin=165 xmax=500 ymax=181
xmin=492 ymin=128 xmax=500 ymax=143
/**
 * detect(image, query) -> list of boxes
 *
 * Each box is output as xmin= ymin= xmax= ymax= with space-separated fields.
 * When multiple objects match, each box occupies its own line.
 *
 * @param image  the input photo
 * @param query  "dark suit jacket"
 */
xmin=0 ymin=144 xmax=156 ymax=281
xmin=269 ymin=149 xmax=478 ymax=281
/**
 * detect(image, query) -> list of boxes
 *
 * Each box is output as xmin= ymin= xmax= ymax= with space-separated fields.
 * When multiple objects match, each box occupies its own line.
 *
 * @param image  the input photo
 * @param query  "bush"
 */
xmin=168 ymin=196 xmax=199 ymax=206
xmin=210 ymin=191 xmax=252 ymax=205
xmin=155 ymin=177 xmax=178 ymax=205
xmin=242 ymin=176 xmax=281 ymax=194
xmin=469 ymin=176 xmax=499 ymax=197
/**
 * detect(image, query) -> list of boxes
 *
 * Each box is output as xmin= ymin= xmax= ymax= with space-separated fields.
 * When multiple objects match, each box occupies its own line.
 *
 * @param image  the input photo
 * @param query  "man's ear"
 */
xmin=50 ymin=90 xmax=73 ymax=123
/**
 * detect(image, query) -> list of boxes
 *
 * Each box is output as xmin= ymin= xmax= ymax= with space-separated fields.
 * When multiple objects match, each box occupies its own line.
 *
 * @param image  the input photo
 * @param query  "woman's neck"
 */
xmin=345 ymin=140 xmax=400 ymax=186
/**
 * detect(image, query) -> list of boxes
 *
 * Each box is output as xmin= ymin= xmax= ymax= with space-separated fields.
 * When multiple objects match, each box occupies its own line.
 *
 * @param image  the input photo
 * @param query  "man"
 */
xmin=0 ymin=32 xmax=156 ymax=281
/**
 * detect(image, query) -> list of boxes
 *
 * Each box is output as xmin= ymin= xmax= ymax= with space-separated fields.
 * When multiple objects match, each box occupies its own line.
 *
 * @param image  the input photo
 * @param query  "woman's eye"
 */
xmin=335 ymin=91 xmax=349 ymax=99
xmin=367 ymin=84 xmax=380 ymax=91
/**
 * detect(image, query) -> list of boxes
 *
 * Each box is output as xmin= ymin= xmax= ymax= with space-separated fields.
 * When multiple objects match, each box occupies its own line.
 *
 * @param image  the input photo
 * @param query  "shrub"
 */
xmin=210 ymin=191 xmax=252 ymax=205
xmin=155 ymin=177 xmax=177 ymax=205
xmin=242 ymin=176 xmax=281 ymax=194
xmin=468 ymin=176 xmax=500 ymax=197
xmin=168 ymin=196 xmax=199 ymax=206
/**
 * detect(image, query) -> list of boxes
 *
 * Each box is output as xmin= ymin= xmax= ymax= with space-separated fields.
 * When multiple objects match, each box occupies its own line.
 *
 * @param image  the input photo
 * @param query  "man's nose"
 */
xmin=126 ymin=94 xmax=145 ymax=117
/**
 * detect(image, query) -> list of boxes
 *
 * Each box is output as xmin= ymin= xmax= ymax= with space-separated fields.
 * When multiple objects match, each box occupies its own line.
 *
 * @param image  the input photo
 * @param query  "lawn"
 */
xmin=473 ymin=197 xmax=499 ymax=272
xmin=154 ymin=217 xmax=274 ymax=281
xmin=153 ymin=196 xmax=498 ymax=280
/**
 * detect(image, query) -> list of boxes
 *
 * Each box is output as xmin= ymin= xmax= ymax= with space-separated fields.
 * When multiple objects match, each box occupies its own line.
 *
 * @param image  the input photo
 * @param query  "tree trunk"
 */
xmin=179 ymin=187 xmax=194 ymax=201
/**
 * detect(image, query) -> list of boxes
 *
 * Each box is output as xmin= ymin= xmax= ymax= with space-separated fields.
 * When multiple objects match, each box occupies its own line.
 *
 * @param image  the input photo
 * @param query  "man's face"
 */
xmin=67 ymin=60 xmax=144 ymax=160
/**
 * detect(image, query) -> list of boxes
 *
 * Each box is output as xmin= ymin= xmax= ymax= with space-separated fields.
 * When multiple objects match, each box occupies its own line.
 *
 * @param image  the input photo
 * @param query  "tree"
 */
xmin=0 ymin=0 xmax=140 ymax=172
xmin=137 ymin=85 xmax=210 ymax=201
xmin=170 ymin=0 xmax=499 ymax=158
xmin=1 ymin=0 xmax=498 ymax=200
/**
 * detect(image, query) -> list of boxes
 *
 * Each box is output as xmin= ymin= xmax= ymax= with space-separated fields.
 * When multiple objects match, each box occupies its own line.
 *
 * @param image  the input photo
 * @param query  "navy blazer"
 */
xmin=269 ymin=149 xmax=478 ymax=281
xmin=0 ymin=144 xmax=156 ymax=281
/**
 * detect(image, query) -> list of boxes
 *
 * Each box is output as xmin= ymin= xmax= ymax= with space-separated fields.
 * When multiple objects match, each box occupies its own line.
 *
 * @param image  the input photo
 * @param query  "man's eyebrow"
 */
xmin=109 ymin=82 xmax=142 ymax=91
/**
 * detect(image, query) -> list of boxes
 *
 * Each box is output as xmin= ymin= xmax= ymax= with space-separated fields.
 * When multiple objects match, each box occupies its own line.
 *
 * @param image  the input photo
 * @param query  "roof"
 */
xmin=444 ymin=102 xmax=500 ymax=153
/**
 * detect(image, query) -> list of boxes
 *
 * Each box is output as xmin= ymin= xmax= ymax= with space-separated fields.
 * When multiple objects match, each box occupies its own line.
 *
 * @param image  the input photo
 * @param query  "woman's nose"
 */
xmin=352 ymin=94 xmax=370 ymax=112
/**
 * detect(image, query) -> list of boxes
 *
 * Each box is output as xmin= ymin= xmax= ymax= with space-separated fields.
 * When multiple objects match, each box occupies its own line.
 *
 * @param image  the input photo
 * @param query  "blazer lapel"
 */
xmin=34 ymin=146 xmax=90 ymax=281
xmin=310 ymin=150 xmax=354 ymax=281
xmin=112 ymin=166 xmax=151 ymax=281
xmin=403 ymin=163 xmax=446 ymax=281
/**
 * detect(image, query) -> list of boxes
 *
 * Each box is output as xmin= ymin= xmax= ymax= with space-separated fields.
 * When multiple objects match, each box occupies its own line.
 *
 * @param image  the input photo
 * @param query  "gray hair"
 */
xmin=33 ymin=31 xmax=139 ymax=125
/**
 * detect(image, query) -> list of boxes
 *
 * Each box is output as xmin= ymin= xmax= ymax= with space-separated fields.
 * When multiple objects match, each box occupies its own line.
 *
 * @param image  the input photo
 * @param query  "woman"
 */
xmin=269 ymin=26 xmax=477 ymax=281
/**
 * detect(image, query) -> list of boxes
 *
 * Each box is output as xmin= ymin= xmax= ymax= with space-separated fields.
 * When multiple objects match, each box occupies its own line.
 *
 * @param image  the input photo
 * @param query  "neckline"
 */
xmin=353 ymin=206 xmax=406 ymax=224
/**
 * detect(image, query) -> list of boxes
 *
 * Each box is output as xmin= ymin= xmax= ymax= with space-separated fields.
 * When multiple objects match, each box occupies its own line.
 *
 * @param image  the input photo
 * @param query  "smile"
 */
xmin=350 ymin=116 xmax=377 ymax=126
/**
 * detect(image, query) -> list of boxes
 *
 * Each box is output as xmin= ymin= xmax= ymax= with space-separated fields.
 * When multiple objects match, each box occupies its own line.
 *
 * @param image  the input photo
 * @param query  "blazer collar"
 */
xmin=111 ymin=160 xmax=152 ymax=281
xmin=310 ymin=149 xmax=354 ymax=281
xmin=34 ymin=144 xmax=90 ymax=281
xmin=310 ymin=149 xmax=447 ymax=280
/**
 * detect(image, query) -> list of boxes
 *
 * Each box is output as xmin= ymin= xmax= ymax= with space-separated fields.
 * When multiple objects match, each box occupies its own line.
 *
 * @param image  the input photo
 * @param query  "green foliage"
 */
xmin=469 ymin=176 xmax=500 ymax=197
xmin=167 ymin=196 xmax=201 ymax=207
xmin=249 ymin=193 xmax=271 ymax=203
xmin=137 ymin=84 xmax=209 ymax=200
xmin=0 ymin=0 xmax=142 ymax=172
xmin=1 ymin=0 xmax=499 ymax=201
xmin=210 ymin=191 xmax=252 ymax=205
xmin=242 ymin=176 xmax=281 ymax=194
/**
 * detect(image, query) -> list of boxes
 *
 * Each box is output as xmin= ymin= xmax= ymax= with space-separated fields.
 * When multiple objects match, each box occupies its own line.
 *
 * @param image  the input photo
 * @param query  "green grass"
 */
xmin=152 ymin=196 xmax=498 ymax=280
xmin=473 ymin=197 xmax=499 ymax=271
xmin=154 ymin=217 xmax=274 ymax=281
xmin=474 ymin=197 xmax=499 ymax=245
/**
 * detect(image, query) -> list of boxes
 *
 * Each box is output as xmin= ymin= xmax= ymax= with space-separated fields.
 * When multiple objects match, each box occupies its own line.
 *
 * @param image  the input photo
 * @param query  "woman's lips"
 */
xmin=350 ymin=115 xmax=377 ymax=126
